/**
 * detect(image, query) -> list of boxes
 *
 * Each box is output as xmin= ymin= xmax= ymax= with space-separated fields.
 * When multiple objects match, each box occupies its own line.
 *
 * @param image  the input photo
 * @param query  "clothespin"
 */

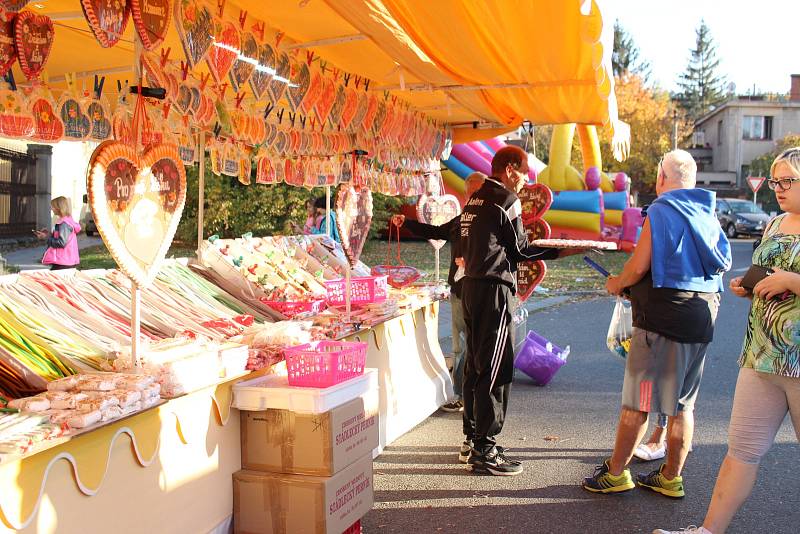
xmin=309 ymin=116 xmax=317 ymax=131
xmin=264 ymin=101 xmax=275 ymax=119
xmin=306 ymin=51 xmax=314 ymax=66
xmin=300 ymin=115 xmax=307 ymax=129
xmin=288 ymin=111 xmax=296 ymax=127
xmin=213 ymin=122 xmax=222 ymax=138
xmin=354 ymin=75 xmax=362 ymax=89
xmin=364 ymin=79 xmax=371 ymax=91
xmin=252 ymin=22 xmax=265 ymax=42
xmin=64 ymin=72 xmax=77 ymax=94
xmin=180 ymin=61 xmax=189 ymax=81
xmin=199 ymin=72 xmax=210 ymax=90
xmin=277 ymin=108 xmax=285 ymax=124
xmin=3 ymin=71 xmax=15 ymax=91
xmin=160 ymin=48 xmax=171 ymax=68
xmin=275 ymin=31 xmax=285 ymax=49
xmin=93 ymin=75 xmax=105 ymax=100
xmin=235 ymin=92 xmax=245 ymax=109
xmin=383 ymin=90 xmax=390 ymax=101
xmin=161 ymin=102 xmax=170 ymax=118
xmin=218 ymin=83 xmax=229 ymax=100
xmin=332 ymin=67 xmax=340 ymax=82
xmin=217 ymin=0 xmax=226 ymax=18
xmin=320 ymin=60 xmax=327 ymax=75
xmin=391 ymin=95 xmax=398 ymax=105
xmin=343 ymin=73 xmax=351 ymax=87
xmin=238 ymin=9 xmax=247 ymax=29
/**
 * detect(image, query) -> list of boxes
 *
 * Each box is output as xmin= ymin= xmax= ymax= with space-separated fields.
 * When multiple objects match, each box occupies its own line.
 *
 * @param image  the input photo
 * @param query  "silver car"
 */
xmin=715 ymin=198 xmax=771 ymax=238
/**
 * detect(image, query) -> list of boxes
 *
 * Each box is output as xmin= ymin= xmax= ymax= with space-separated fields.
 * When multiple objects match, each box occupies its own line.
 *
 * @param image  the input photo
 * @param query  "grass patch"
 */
xmin=79 ymin=243 xmax=197 ymax=270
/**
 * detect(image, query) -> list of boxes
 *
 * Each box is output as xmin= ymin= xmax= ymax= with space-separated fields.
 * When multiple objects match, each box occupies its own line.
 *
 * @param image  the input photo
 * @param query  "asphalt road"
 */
xmin=362 ymin=240 xmax=799 ymax=534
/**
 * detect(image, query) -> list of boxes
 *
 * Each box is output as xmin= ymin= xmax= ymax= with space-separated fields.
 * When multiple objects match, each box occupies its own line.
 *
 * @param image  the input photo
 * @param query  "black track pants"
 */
xmin=461 ymin=278 xmax=514 ymax=453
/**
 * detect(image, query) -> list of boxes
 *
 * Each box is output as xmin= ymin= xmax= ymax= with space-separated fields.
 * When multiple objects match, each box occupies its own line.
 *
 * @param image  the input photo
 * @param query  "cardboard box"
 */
xmin=241 ymin=390 xmax=378 ymax=476
xmin=233 ymin=452 xmax=374 ymax=534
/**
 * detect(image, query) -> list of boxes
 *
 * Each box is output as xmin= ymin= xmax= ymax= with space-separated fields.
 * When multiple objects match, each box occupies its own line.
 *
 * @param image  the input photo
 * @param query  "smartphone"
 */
xmin=740 ymin=264 xmax=773 ymax=291
xmin=583 ymin=256 xmax=610 ymax=277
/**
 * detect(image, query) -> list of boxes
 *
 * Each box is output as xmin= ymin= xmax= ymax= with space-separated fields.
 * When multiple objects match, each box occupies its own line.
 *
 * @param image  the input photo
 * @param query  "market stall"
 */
xmin=0 ymin=0 xmax=627 ymax=532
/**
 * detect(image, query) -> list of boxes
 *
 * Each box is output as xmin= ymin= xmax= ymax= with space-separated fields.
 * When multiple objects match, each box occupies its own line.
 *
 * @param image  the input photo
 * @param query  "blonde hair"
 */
xmin=770 ymin=147 xmax=800 ymax=178
xmin=50 ymin=196 xmax=71 ymax=218
xmin=660 ymin=150 xmax=697 ymax=188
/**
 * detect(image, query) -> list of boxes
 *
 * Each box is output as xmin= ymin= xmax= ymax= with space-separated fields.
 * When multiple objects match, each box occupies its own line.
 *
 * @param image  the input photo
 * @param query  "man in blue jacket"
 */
xmin=583 ymin=149 xmax=732 ymax=498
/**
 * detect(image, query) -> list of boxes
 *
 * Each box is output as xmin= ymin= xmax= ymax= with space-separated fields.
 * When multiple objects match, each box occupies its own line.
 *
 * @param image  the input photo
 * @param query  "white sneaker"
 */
xmin=458 ymin=440 xmax=473 ymax=463
xmin=653 ymin=526 xmax=710 ymax=534
xmin=634 ymin=442 xmax=666 ymax=461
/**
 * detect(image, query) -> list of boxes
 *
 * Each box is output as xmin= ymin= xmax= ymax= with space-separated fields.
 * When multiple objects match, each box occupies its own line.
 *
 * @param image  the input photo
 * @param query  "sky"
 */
xmin=600 ymin=0 xmax=800 ymax=95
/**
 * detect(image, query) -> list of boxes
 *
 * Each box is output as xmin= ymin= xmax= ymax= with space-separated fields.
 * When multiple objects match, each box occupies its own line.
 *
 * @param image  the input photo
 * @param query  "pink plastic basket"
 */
xmin=259 ymin=298 xmax=327 ymax=318
xmin=284 ymin=340 xmax=368 ymax=388
xmin=325 ymin=275 xmax=388 ymax=306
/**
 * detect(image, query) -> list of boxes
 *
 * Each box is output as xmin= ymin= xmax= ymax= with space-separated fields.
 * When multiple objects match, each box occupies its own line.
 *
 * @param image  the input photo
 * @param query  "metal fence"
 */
xmin=0 ymin=146 xmax=36 ymax=237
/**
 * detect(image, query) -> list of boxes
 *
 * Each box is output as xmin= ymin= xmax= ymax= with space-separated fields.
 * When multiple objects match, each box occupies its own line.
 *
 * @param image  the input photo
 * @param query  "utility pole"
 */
xmin=672 ymin=109 xmax=678 ymax=149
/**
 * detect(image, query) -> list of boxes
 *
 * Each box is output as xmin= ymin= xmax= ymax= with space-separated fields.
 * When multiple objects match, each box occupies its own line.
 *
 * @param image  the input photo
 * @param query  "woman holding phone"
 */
xmin=656 ymin=148 xmax=800 ymax=534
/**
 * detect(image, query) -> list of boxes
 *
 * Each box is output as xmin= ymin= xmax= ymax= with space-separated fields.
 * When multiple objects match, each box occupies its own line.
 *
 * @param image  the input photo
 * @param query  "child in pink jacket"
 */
xmin=36 ymin=196 xmax=81 ymax=270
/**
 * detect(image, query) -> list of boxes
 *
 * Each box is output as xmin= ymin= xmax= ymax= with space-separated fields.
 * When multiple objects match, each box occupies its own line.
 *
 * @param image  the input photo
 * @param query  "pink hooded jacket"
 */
xmin=41 ymin=215 xmax=81 ymax=266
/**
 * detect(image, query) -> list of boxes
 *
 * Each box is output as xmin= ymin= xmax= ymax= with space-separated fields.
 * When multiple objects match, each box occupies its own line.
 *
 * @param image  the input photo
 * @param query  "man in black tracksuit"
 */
xmin=460 ymin=146 xmax=574 ymax=476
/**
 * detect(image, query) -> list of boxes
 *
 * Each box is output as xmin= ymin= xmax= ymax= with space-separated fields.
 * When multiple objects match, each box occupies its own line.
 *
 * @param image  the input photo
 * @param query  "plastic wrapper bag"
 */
xmin=514 ymin=330 xmax=569 ymax=386
xmin=606 ymin=297 xmax=632 ymax=359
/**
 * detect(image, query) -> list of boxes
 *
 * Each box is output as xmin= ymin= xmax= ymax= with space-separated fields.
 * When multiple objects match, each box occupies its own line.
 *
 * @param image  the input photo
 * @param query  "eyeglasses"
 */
xmin=767 ymin=177 xmax=800 ymax=191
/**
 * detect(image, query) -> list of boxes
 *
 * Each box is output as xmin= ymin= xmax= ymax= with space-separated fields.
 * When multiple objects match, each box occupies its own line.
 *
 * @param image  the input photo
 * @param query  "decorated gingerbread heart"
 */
xmin=518 ymin=183 xmax=553 ymax=222
xmin=230 ymin=32 xmax=257 ymax=92
xmin=416 ymin=193 xmax=461 ymax=250
xmin=300 ymin=67 xmax=322 ymax=116
xmin=286 ymin=61 xmax=310 ymax=112
xmin=206 ymin=19 xmax=238 ymax=83
xmin=266 ymin=51 xmax=290 ymax=105
xmin=249 ymin=43 xmax=274 ymax=100
xmin=87 ymin=141 xmax=187 ymax=286
xmin=0 ymin=14 xmax=16 ymax=76
xmin=131 ymin=0 xmax=171 ymax=51
xmin=314 ymin=77 xmax=336 ymax=126
xmin=370 ymin=264 xmax=421 ymax=289
xmin=81 ymin=0 xmax=130 ymax=48
xmin=87 ymin=100 xmax=112 ymax=140
xmin=0 ymin=1 xmax=29 ymax=12
xmin=336 ymin=184 xmax=372 ymax=267
xmin=516 ymin=183 xmax=553 ymax=302
xmin=59 ymin=96 xmax=91 ymax=140
xmin=14 ymin=10 xmax=53 ymax=80
xmin=173 ymin=0 xmax=213 ymax=68
xmin=0 ymin=88 xmax=33 ymax=138
xmin=516 ymin=260 xmax=546 ymax=302
xmin=30 ymin=92 xmax=64 ymax=142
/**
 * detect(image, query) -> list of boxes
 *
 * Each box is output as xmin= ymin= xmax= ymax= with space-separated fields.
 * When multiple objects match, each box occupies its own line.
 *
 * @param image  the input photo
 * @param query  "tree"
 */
xmin=612 ymin=20 xmax=651 ymax=83
xmin=675 ymin=20 xmax=727 ymax=121
xmin=598 ymin=73 xmax=692 ymax=196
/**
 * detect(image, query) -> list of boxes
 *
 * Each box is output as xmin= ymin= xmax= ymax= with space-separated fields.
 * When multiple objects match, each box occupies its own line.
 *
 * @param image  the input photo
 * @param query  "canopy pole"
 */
xmin=434 ymin=247 xmax=440 ymax=282
xmin=325 ymin=186 xmax=331 ymax=237
xmin=131 ymin=284 xmax=141 ymax=369
xmin=197 ymin=131 xmax=206 ymax=254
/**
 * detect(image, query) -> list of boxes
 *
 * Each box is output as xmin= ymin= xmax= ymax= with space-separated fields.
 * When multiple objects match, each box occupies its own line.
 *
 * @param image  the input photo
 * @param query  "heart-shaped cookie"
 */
xmin=339 ymin=157 xmax=352 ymax=184
xmin=14 ymin=11 xmax=53 ymax=79
xmin=516 ymin=260 xmax=546 ymax=303
xmin=81 ymin=0 xmax=130 ymax=48
xmin=416 ymin=193 xmax=461 ymax=250
xmin=87 ymin=141 xmax=187 ymax=287
xmin=173 ymin=0 xmax=213 ymax=68
xmin=370 ymin=264 xmax=421 ymax=289
xmin=0 ymin=88 xmax=33 ymax=138
xmin=59 ymin=96 xmax=91 ymax=140
xmin=248 ymin=42 xmax=273 ymax=100
xmin=0 ymin=1 xmax=29 ymax=12
xmin=267 ymin=50 xmax=290 ymax=105
xmin=286 ymin=61 xmax=310 ymax=112
xmin=336 ymin=184 xmax=372 ymax=267
xmin=314 ymin=77 xmax=336 ymax=126
xmin=350 ymin=92 xmax=369 ymax=132
xmin=327 ymin=84 xmax=346 ymax=129
xmin=131 ymin=0 xmax=171 ymax=51
xmin=255 ymin=150 xmax=276 ymax=184
xmin=518 ymin=183 xmax=553 ymax=222
xmin=0 ymin=14 xmax=16 ymax=76
xmin=524 ymin=219 xmax=551 ymax=242
xmin=30 ymin=94 xmax=64 ymax=142
xmin=206 ymin=19 xmax=238 ymax=83
xmin=87 ymin=100 xmax=112 ymax=140
xmin=301 ymin=67 xmax=322 ymax=116
xmin=230 ymin=31 xmax=257 ymax=92
xmin=173 ymin=83 xmax=192 ymax=114
xmin=365 ymin=97 xmax=384 ymax=134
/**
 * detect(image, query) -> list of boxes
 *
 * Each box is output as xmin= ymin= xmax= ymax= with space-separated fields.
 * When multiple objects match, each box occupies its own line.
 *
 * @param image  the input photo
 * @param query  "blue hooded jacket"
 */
xmin=647 ymin=188 xmax=732 ymax=292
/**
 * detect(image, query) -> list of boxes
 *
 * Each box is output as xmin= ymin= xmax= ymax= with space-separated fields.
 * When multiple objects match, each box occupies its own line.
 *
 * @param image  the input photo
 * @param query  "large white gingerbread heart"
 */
xmin=87 ymin=141 xmax=187 ymax=286
xmin=416 ymin=193 xmax=460 ymax=250
xmin=336 ymin=184 xmax=372 ymax=267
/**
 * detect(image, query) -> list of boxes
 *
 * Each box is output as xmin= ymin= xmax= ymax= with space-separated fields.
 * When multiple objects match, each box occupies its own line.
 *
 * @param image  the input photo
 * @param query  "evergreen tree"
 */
xmin=676 ymin=20 xmax=727 ymax=121
xmin=612 ymin=20 xmax=651 ymax=82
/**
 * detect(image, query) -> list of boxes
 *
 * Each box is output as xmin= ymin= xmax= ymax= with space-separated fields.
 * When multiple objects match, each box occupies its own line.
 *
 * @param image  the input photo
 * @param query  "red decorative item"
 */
xmin=300 ymin=67 xmax=323 ymax=116
xmin=0 ymin=88 xmax=33 ymax=138
xmin=517 ymin=260 xmax=546 ymax=302
xmin=230 ymin=31 xmax=256 ymax=92
xmin=29 ymin=93 xmax=64 ymax=142
xmin=286 ymin=61 xmax=310 ymax=112
xmin=518 ymin=183 xmax=553 ymax=222
xmin=130 ymin=0 xmax=170 ymax=51
xmin=14 ymin=10 xmax=53 ymax=80
xmin=516 ymin=183 xmax=554 ymax=302
xmin=206 ymin=19 xmax=239 ymax=83
xmin=81 ymin=0 xmax=130 ymax=48
xmin=173 ymin=0 xmax=213 ymax=68
xmin=265 ymin=49 xmax=290 ymax=105
xmin=0 ymin=14 xmax=16 ymax=76
xmin=248 ymin=42 xmax=273 ymax=100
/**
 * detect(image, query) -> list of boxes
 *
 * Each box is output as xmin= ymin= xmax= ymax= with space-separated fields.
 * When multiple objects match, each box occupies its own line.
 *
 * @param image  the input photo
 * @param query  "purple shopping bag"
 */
xmin=514 ymin=330 xmax=569 ymax=386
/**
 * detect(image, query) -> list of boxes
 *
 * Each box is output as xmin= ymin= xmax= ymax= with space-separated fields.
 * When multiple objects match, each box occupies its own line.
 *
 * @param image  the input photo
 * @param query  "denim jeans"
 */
xmin=450 ymin=293 xmax=466 ymax=399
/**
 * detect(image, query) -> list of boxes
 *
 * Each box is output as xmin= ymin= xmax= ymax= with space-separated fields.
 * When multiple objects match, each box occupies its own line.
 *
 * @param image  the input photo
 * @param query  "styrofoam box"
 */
xmin=233 ymin=369 xmax=377 ymax=414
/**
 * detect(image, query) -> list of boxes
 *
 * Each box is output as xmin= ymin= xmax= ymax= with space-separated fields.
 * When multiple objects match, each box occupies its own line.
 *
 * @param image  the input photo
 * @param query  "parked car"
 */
xmin=716 ymin=198 xmax=770 ymax=238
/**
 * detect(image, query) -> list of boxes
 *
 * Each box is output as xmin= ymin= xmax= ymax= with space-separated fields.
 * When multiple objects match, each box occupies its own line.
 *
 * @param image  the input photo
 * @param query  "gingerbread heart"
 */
xmin=87 ymin=100 xmax=112 ymax=140
xmin=416 ymin=193 xmax=461 ymax=250
xmin=0 ymin=1 xmax=29 ymax=12
xmin=517 ymin=260 xmax=546 ymax=302
xmin=370 ymin=264 xmax=421 ymax=289
xmin=14 ymin=11 xmax=53 ymax=79
xmin=350 ymin=92 xmax=369 ymax=132
xmin=519 ymin=183 xmax=553 ymax=221
xmin=300 ymin=67 xmax=322 ymax=116
xmin=131 ymin=0 xmax=170 ymax=51
xmin=173 ymin=0 xmax=213 ymax=68
xmin=273 ymin=130 xmax=288 ymax=155
xmin=206 ymin=19 xmax=238 ymax=83
xmin=286 ymin=61 xmax=310 ymax=112
xmin=0 ymin=88 xmax=33 ymax=138
xmin=0 ymin=14 xmax=16 ymax=76
xmin=327 ymin=84 xmax=346 ymax=129
xmin=336 ymin=184 xmax=372 ymax=267
xmin=255 ymin=150 xmax=276 ymax=184
xmin=173 ymin=83 xmax=192 ymax=114
xmin=248 ymin=42 xmax=274 ymax=100
xmin=339 ymin=157 xmax=352 ymax=184
xmin=230 ymin=31 xmax=257 ymax=92
xmin=87 ymin=141 xmax=187 ymax=286
xmin=59 ymin=96 xmax=91 ymax=140
xmin=365 ymin=97 xmax=384 ymax=134
xmin=524 ymin=219 xmax=551 ymax=242
xmin=313 ymin=77 xmax=336 ymax=126
xmin=30 ymin=94 xmax=64 ymax=142
xmin=266 ymin=50 xmax=290 ymax=104
xmin=81 ymin=0 xmax=130 ymax=48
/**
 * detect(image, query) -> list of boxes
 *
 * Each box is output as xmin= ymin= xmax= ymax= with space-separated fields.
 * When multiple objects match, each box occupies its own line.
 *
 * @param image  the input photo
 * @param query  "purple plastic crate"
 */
xmin=514 ymin=330 xmax=568 ymax=386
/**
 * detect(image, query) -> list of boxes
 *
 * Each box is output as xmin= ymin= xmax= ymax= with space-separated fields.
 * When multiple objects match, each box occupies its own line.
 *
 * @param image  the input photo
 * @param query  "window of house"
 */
xmin=742 ymin=115 xmax=773 ymax=140
xmin=717 ymin=120 xmax=722 ymax=145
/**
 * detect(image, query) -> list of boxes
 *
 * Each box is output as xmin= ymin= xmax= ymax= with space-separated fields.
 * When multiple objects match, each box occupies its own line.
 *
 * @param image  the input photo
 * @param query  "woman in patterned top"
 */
xmin=655 ymin=148 xmax=800 ymax=534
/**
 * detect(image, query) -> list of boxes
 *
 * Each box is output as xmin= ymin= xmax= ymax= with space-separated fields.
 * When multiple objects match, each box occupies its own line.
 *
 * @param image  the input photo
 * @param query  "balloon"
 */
xmin=585 ymin=166 xmax=601 ymax=190
xmin=614 ymin=172 xmax=628 ymax=192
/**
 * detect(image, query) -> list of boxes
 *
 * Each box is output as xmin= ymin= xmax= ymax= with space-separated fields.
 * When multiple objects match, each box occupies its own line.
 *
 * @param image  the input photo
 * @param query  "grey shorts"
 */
xmin=621 ymin=328 xmax=709 ymax=416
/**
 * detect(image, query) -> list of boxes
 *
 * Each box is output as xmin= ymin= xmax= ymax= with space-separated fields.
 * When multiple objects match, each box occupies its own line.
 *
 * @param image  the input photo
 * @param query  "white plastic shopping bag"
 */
xmin=606 ymin=297 xmax=632 ymax=359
